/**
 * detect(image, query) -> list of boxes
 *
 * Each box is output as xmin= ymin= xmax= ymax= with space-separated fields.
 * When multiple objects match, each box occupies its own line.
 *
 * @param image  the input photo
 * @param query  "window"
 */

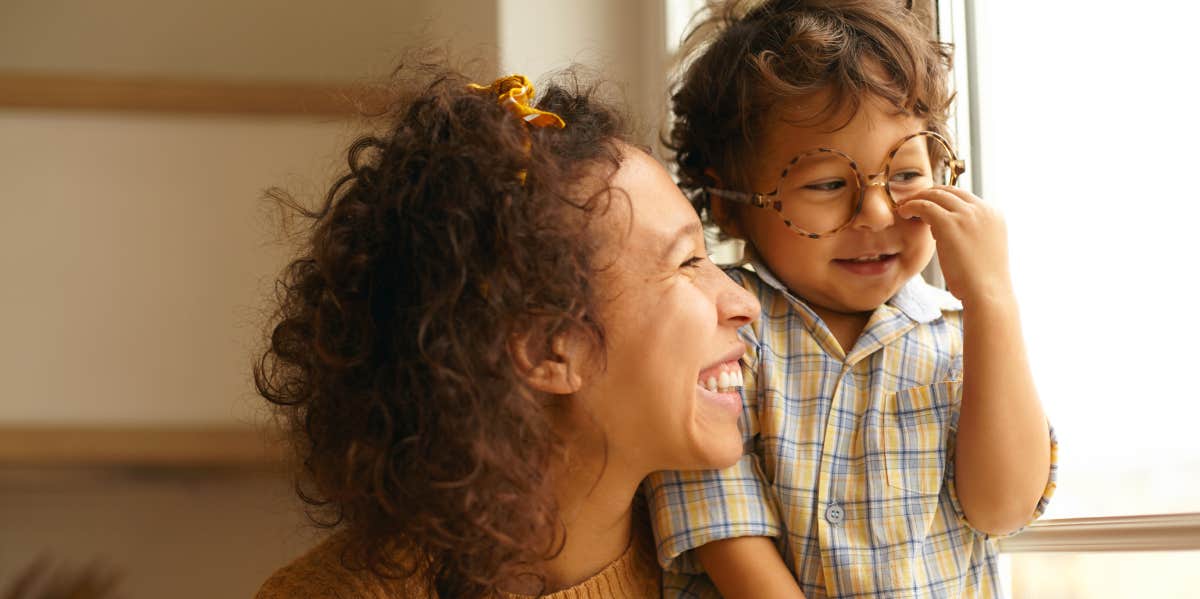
xmin=967 ymin=0 xmax=1200 ymax=519
xmin=962 ymin=0 xmax=1200 ymax=594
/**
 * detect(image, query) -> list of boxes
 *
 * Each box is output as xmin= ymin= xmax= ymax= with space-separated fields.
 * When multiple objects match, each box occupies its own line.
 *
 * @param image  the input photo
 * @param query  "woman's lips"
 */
xmin=700 ymin=347 xmax=746 ymax=372
xmin=696 ymin=347 xmax=747 ymax=416
xmin=833 ymin=253 xmax=899 ymax=276
xmin=695 ymin=382 xmax=742 ymax=417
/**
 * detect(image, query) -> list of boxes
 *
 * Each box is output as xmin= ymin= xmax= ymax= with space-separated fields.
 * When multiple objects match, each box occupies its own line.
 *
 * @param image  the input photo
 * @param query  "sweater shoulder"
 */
xmin=255 ymin=533 xmax=425 ymax=599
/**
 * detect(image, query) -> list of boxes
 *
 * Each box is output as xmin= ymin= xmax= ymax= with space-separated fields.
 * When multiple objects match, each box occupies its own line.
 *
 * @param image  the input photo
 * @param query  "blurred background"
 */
xmin=1 ymin=0 xmax=1197 ymax=597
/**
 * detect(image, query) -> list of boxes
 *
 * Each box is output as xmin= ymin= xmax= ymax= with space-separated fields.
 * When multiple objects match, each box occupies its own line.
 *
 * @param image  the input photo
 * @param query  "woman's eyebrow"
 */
xmin=660 ymin=221 xmax=703 ymax=262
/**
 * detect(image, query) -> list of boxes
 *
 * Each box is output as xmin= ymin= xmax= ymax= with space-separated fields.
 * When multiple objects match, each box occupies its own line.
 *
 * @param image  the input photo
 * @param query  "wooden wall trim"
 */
xmin=0 ymin=426 xmax=286 ymax=467
xmin=0 ymin=72 xmax=389 ymax=116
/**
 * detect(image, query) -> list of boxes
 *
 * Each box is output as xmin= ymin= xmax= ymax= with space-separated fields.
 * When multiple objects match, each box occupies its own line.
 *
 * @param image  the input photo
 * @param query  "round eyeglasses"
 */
xmin=704 ymin=131 xmax=965 ymax=239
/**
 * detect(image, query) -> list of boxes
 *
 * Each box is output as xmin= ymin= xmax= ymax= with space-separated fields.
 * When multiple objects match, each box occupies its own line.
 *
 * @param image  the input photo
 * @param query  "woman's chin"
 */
xmin=707 ymin=439 xmax=744 ymax=469
xmin=688 ymin=434 xmax=743 ymax=470
xmin=684 ymin=387 xmax=744 ymax=468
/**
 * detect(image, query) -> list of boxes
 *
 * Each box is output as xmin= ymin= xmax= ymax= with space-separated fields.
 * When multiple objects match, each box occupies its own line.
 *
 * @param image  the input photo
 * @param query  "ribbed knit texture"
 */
xmin=503 ymin=529 xmax=660 ymax=599
xmin=256 ymin=527 xmax=660 ymax=598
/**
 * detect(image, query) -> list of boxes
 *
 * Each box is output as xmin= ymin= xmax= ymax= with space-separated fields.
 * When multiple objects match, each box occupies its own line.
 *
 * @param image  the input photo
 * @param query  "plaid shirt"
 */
xmin=644 ymin=263 xmax=1058 ymax=599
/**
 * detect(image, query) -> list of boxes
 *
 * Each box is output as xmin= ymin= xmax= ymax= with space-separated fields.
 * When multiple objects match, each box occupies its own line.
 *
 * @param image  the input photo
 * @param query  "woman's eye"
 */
xmin=681 ymin=256 xmax=705 ymax=269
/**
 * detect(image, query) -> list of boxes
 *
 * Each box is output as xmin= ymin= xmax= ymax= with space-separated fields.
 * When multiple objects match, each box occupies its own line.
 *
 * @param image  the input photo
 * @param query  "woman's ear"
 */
xmin=705 ymin=168 xmax=746 ymax=239
xmin=509 ymin=330 xmax=585 ymax=395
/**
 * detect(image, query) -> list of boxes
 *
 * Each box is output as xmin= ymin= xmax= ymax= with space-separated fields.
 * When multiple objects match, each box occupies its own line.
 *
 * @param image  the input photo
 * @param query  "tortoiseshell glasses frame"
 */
xmin=703 ymin=131 xmax=966 ymax=239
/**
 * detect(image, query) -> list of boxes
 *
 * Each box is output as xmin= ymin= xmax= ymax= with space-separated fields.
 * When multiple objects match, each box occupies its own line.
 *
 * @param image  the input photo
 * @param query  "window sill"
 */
xmin=999 ymin=512 xmax=1200 ymax=553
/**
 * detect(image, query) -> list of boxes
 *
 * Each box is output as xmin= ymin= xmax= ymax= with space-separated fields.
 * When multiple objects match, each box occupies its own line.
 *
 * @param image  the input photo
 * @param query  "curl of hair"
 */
xmin=670 ymin=0 xmax=955 ymax=206
xmin=254 ymin=64 xmax=627 ymax=598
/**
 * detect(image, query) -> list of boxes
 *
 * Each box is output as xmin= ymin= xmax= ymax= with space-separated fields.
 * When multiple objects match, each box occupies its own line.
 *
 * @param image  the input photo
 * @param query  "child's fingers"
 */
xmin=930 ymin=185 xmax=985 ymax=205
xmin=896 ymin=198 xmax=952 ymax=225
xmin=905 ymin=187 xmax=972 ymax=213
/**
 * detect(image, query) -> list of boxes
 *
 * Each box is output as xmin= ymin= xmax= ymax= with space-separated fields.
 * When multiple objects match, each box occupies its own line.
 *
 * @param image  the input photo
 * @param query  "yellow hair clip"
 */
xmin=468 ymin=74 xmax=566 ymax=129
xmin=468 ymin=74 xmax=565 ymax=184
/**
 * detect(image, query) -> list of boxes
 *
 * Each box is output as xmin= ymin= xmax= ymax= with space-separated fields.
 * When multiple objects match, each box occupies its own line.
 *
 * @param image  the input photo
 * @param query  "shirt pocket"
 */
xmin=878 ymin=381 xmax=958 ymax=496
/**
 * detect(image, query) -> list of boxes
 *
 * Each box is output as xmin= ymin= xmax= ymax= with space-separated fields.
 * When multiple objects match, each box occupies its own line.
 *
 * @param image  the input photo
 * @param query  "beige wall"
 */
xmin=0 ymin=111 xmax=353 ymax=425
xmin=0 ymin=0 xmax=482 ymax=426
xmin=498 ymin=0 xmax=668 ymax=146
xmin=0 ymin=0 xmax=669 ymax=426
xmin=0 ymin=0 xmax=460 ymax=82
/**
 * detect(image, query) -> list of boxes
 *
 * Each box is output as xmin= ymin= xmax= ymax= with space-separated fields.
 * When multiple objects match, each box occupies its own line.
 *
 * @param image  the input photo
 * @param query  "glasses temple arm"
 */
xmin=702 ymin=187 xmax=769 ymax=207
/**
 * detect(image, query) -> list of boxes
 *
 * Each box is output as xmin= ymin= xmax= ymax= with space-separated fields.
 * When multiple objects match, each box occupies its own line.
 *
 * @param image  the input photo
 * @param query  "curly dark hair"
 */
xmin=670 ymin=0 xmax=955 ymax=209
xmin=253 ymin=64 xmax=628 ymax=598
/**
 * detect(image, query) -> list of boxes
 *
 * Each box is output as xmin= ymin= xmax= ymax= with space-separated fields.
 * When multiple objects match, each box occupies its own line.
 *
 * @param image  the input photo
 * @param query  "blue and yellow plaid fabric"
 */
xmin=644 ymin=262 xmax=1058 ymax=599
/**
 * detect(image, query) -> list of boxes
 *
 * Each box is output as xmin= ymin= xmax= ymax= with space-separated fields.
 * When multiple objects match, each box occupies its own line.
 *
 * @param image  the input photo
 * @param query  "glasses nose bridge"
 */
xmin=860 ymin=169 xmax=897 ymax=207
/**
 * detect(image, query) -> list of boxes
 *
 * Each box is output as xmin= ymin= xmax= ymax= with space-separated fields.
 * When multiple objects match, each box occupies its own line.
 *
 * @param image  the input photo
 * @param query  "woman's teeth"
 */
xmin=701 ymin=368 xmax=744 ymax=392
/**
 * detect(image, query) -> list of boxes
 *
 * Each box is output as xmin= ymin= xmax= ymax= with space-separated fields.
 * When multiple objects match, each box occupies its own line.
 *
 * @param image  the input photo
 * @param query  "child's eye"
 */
xmin=791 ymin=178 xmax=851 ymax=205
xmin=891 ymin=169 xmax=926 ymax=183
xmin=803 ymin=179 xmax=846 ymax=192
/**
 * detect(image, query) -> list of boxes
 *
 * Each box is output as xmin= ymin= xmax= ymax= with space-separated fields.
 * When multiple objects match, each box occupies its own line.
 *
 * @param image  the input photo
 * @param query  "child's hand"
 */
xmin=896 ymin=186 xmax=1014 ymax=305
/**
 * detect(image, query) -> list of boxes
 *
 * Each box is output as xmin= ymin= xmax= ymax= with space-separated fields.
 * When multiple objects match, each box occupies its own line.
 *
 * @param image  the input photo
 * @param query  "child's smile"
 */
xmin=833 ymin=252 xmax=901 ymax=275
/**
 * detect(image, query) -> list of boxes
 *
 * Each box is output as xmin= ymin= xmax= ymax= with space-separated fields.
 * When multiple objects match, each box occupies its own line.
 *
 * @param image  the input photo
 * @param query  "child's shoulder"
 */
xmin=721 ymin=262 xmax=783 ymax=298
xmin=720 ymin=263 xmax=755 ymax=284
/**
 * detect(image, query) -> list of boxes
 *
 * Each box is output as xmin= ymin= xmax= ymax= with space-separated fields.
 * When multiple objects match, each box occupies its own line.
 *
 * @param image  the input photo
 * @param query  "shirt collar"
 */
xmin=744 ymin=258 xmax=961 ymax=324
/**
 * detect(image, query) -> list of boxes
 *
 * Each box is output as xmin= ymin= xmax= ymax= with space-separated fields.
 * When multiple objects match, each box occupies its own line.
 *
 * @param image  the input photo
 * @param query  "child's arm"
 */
xmin=696 ymin=537 xmax=806 ymax=598
xmin=898 ymin=188 xmax=1053 ymax=535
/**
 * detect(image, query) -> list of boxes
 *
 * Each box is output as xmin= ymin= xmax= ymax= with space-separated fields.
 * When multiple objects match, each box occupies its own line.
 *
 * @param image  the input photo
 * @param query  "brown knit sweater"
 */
xmin=254 ymin=528 xmax=661 ymax=599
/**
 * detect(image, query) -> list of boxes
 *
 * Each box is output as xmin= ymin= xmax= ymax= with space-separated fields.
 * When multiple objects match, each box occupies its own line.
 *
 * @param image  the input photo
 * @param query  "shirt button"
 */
xmin=825 ymin=503 xmax=845 ymax=526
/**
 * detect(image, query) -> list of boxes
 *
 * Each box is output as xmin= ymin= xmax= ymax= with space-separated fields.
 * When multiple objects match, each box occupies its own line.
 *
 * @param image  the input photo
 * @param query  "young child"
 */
xmin=644 ymin=1 xmax=1058 ymax=597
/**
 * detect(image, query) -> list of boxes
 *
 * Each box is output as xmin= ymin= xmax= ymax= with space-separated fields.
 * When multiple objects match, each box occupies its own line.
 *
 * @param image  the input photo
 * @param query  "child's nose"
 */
xmin=852 ymin=182 xmax=896 ymax=231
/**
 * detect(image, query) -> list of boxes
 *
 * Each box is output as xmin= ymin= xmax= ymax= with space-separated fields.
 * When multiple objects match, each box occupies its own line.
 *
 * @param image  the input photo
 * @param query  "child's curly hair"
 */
xmin=671 ymin=0 xmax=954 ymax=209
xmin=254 ymin=64 xmax=628 ymax=598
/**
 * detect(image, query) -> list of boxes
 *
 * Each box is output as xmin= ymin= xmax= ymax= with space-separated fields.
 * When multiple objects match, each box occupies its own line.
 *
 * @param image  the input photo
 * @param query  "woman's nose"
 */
xmin=717 ymin=274 xmax=759 ymax=328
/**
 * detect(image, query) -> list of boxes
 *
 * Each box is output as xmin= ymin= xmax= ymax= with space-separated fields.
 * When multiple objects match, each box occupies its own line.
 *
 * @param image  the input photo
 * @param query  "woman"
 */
xmin=254 ymin=66 xmax=758 ymax=598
